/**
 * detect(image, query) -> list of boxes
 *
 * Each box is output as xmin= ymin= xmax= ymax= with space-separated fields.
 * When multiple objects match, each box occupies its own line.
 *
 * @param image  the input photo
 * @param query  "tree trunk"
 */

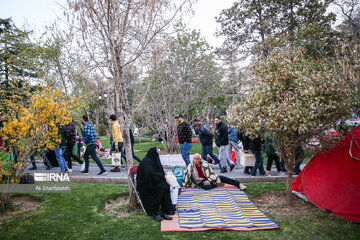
xmin=115 ymin=68 xmax=137 ymax=209
xmin=280 ymin=149 xmax=295 ymax=206
xmin=114 ymin=83 xmax=121 ymax=117
xmin=1 ymin=192 xmax=11 ymax=211
xmin=286 ymin=168 xmax=294 ymax=205
xmin=123 ymin=129 xmax=137 ymax=209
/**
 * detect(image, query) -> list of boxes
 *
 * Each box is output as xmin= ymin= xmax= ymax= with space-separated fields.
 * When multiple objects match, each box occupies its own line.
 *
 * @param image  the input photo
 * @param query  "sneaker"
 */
xmin=110 ymin=167 xmax=120 ymax=172
xmin=81 ymin=171 xmax=89 ymax=175
xmin=80 ymin=163 xmax=85 ymax=172
xmin=28 ymin=167 xmax=37 ymax=170
xmin=46 ymin=166 xmax=52 ymax=170
xmin=68 ymin=168 xmax=73 ymax=173
xmin=65 ymin=169 xmax=70 ymax=173
xmin=230 ymin=165 xmax=235 ymax=171
xmin=97 ymin=170 xmax=107 ymax=175
xmin=239 ymin=183 xmax=247 ymax=191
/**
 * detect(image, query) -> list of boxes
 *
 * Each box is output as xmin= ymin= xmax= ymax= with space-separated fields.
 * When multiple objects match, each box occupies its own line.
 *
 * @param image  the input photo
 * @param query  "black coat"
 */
xmin=59 ymin=126 xmax=67 ymax=147
xmin=215 ymin=122 xmax=228 ymax=147
xmin=136 ymin=147 xmax=171 ymax=215
xmin=250 ymin=136 xmax=264 ymax=151
xmin=195 ymin=123 xmax=213 ymax=146
xmin=238 ymin=132 xmax=252 ymax=151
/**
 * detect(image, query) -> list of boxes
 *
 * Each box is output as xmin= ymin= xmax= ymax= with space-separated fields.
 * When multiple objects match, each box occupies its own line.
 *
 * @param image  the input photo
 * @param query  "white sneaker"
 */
xmin=239 ymin=183 xmax=247 ymax=191
xmin=80 ymin=163 xmax=85 ymax=172
xmin=68 ymin=168 xmax=73 ymax=173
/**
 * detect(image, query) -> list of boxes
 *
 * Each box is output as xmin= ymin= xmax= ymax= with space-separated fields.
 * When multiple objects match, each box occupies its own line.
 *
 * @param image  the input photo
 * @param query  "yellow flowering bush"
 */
xmin=0 ymin=87 xmax=80 ymax=210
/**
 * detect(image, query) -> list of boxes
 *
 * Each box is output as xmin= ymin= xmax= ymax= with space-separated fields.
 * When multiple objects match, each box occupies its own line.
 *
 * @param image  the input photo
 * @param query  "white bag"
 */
xmin=111 ymin=153 xmax=122 ymax=166
xmin=166 ymin=172 xmax=180 ymax=205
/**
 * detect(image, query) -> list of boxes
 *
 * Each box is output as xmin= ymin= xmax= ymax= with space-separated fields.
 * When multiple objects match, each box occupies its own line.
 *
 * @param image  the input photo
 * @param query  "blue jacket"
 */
xmin=228 ymin=127 xmax=238 ymax=143
xmin=83 ymin=122 xmax=97 ymax=145
xmin=195 ymin=123 xmax=213 ymax=146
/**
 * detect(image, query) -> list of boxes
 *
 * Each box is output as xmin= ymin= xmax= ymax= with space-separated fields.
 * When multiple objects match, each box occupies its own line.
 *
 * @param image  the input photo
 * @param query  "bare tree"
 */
xmin=140 ymin=28 xmax=226 ymax=153
xmin=66 ymin=0 xmax=194 ymax=208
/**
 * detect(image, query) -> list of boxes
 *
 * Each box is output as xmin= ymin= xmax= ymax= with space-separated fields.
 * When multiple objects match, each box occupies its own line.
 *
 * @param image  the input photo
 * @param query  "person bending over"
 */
xmin=183 ymin=153 xmax=246 ymax=190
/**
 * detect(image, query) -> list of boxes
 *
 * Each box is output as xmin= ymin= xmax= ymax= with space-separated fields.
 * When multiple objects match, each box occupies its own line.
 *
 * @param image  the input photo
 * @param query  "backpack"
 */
xmin=65 ymin=122 xmax=76 ymax=145
xmin=172 ymin=167 xmax=184 ymax=187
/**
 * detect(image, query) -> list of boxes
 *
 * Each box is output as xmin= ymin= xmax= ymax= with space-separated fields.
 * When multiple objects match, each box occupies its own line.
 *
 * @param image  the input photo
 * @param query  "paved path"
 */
xmin=25 ymin=154 xmax=303 ymax=184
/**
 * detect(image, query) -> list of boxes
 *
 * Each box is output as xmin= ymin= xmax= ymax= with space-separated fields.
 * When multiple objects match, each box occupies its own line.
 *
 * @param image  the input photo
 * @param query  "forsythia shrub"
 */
xmin=0 ymin=87 xmax=80 ymax=210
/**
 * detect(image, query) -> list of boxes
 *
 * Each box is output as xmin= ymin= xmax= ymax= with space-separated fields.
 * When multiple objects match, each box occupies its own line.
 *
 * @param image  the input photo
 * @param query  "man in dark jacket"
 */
xmin=215 ymin=116 xmax=235 ymax=173
xmin=238 ymin=131 xmax=253 ymax=174
xmin=175 ymin=114 xmax=192 ymax=166
xmin=64 ymin=120 xmax=84 ymax=172
xmin=250 ymin=135 xmax=266 ymax=176
xmin=195 ymin=118 xmax=220 ymax=166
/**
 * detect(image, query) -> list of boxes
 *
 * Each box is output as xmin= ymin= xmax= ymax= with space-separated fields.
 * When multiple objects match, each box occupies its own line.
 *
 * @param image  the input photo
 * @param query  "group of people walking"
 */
xmin=28 ymin=119 xmax=84 ymax=173
xmin=28 ymin=114 xmax=142 ymax=175
xmin=176 ymin=114 xmax=299 ymax=176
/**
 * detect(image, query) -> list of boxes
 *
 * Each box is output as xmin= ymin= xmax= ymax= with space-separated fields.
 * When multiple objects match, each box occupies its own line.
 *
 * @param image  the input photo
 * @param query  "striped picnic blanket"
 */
xmin=177 ymin=189 xmax=278 ymax=229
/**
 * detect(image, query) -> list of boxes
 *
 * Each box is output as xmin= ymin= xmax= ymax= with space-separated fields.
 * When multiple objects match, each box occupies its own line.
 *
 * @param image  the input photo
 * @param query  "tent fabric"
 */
xmin=292 ymin=126 xmax=360 ymax=223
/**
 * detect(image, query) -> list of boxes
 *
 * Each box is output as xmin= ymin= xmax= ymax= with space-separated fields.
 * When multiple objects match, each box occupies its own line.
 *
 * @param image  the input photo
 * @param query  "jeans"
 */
xmin=198 ymin=175 xmax=240 ymax=190
xmin=266 ymin=153 xmax=282 ymax=172
xmin=54 ymin=146 xmax=68 ymax=172
xmin=219 ymin=145 xmax=234 ymax=170
xmin=201 ymin=144 xmax=220 ymax=164
xmin=84 ymin=143 xmax=105 ymax=172
xmin=228 ymin=141 xmax=241 ymax=165
xmin=30 ymin=150 xmax=52 ymax=168
xmin=179 ymin=143 xmax=192 ymax=166
xmin=251 ymin=150 xmax=265 ymax=176
xmin=64 ymin=143 xmax=83 ymax=169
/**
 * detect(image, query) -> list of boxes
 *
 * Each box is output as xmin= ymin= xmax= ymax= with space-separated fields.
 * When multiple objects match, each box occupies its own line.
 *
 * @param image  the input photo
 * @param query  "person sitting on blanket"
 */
xmin=183 ymin=153 xmax=247 ymax=191
xmin=136 ymin=147 xmax=175 ymax=221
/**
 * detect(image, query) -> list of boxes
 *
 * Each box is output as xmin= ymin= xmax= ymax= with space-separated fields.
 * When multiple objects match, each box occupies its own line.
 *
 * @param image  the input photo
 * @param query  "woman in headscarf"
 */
xmin=136 ymin=147 xmax=173 ymax=221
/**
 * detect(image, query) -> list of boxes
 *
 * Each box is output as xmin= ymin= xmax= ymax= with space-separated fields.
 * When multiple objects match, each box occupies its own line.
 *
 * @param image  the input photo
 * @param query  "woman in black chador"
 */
xmin=136 ymin=147 xmax=174 ymax=221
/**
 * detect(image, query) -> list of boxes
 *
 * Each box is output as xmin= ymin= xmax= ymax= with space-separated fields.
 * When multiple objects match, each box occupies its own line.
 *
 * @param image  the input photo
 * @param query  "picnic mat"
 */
xmin=161 ymin=185 xmax=279 ymax=232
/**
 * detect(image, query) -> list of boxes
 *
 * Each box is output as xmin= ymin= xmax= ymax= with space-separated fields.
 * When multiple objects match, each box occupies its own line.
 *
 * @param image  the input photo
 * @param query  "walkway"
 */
xmin=24 ymin=154 xmax=302 ymax=184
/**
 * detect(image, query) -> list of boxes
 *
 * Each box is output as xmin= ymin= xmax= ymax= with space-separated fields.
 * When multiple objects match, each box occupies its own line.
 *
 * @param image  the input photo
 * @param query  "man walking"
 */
xmin=81 ymin=115 xmax=107 ymax=175
xmin=195 ymin=118 xmax=221 ymax=167
xmin=215 ymin=116 xmax=235 ymax=173
xmin=175 ymin=114 xmax=192 ymax=166
xmin=129 ymin=128 xmax=142 ymax=163
xmin=64 ymin=120 xmax=84 ymax=172
xmin=54 ymin=125 xmax=69 ymax=173
xmin=264 ymin=132 xmax=283 ymax=176
xmin=109 ymin=114 xmax=126 ymax=172
xmin=228 ymin=126 xmax=241 ymax=166
xmin=250 ymin=135 xmax=266 ymax=176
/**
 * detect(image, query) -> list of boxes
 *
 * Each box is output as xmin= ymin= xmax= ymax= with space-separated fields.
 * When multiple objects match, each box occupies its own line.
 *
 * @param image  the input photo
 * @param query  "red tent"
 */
xmin=292 ymin=126 xmax=360 ymax=222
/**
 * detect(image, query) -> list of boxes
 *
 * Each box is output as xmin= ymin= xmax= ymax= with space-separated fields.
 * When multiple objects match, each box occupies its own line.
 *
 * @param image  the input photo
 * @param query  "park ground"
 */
xmin=1 ymin=136 xmax=359 ymax=239
xmin=0 ymin=182 xmax=359 ymax=240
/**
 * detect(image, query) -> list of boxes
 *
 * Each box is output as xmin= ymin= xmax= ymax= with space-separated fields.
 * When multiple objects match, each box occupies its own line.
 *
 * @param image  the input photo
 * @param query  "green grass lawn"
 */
xmin=1 ymin=182 xmax=359 ymax=240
